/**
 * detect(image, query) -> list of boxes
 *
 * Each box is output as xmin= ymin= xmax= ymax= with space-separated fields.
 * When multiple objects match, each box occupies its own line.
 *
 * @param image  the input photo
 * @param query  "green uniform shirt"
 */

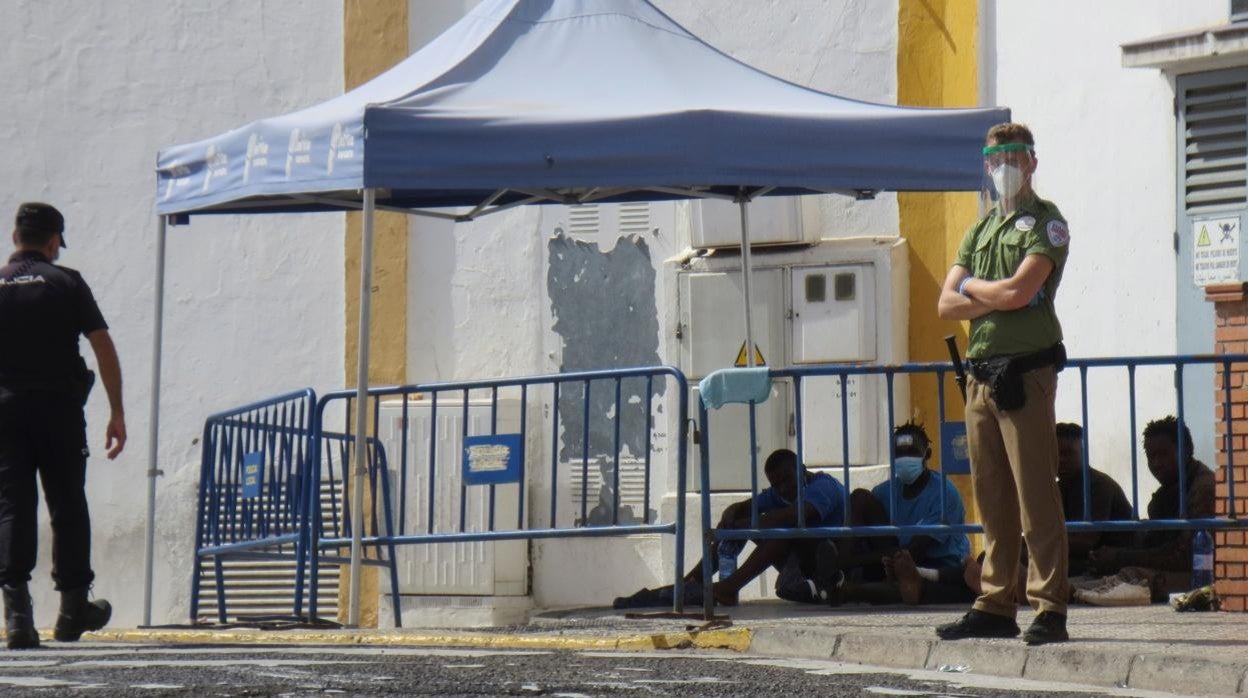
xmin=953 ymin=194 xmax=1069 ymax=359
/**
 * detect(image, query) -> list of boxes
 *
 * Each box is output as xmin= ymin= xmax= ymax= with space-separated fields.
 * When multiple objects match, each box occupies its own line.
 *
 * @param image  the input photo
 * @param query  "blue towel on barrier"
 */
xmin=698 ymin=367 xmax=772 ymax=410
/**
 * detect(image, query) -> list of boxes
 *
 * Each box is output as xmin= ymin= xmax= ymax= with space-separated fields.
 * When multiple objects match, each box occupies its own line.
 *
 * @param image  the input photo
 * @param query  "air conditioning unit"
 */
xmin=691 ymin=196 xmax=820 ymax=249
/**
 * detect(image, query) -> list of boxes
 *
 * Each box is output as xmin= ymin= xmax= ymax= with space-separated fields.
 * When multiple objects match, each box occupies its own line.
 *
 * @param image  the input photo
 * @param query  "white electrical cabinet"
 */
xmin=692 ymin=196 xmax=820 ymax=248
xmin=377 ymin=397 xmax=528 ymax=596
xmin=677 ymin=247 xmax=901 ymax=488
xmin=791 ymin=264 xmax=880 ymax=466
xmin=690 ymin=383 xmax=790 ymax=492
xmin=797 ymin=372 xmax=881 ymax=467
xmin=680 ymin=270 xmax=788 ymax=491
xmin=679 ymin=270 xmax=784 ymax=378
xmin=792 ymin=265 xmax=876 ymax=363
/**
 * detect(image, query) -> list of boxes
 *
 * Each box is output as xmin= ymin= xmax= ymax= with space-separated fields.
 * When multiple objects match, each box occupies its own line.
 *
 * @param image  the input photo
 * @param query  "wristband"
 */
xmin=957 ymin=276 xmax=974 ymax=296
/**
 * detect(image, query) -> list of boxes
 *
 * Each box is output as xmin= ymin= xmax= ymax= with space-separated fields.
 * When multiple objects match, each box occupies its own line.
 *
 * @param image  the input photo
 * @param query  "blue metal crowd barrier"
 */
xmin=697 ymin=354 xmax=1248 ymax=619
xmin=303 ymin=429 xmax=402 ymax=627
xmin=301 ymin=365 xmax=690 ymax=623
xmin=190 ymin=389 xmax=317 ymax=624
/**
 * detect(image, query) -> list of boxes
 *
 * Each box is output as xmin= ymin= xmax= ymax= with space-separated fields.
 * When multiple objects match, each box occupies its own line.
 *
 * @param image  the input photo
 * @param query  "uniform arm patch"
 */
xmin=1046 ymin=219 xmax=1070 ymax=247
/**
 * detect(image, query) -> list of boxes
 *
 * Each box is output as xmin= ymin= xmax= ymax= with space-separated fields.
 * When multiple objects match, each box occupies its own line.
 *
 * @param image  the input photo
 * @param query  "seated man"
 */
xmin=1055 ymin=422 xmax=1135 ymax=576
xmin=838 ymin=422 xmax=975 ymax=605
xmin=686 ymin=448 xmax=845 ymax=606
xmin=1088 ymin=416 xmax=1216 ymax=590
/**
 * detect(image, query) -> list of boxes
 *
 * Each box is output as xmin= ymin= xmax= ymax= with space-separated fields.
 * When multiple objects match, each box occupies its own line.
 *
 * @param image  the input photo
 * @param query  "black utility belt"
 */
xmin=968 ymin=343 xmax=1066 ymax=411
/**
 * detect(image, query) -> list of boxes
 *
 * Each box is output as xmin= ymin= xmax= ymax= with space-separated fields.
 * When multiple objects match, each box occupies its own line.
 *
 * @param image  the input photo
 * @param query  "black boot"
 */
xmin=2 ymin=585 xmax=40 ymax=650
xmin=53 ymin=587 xmax=110 ymax=642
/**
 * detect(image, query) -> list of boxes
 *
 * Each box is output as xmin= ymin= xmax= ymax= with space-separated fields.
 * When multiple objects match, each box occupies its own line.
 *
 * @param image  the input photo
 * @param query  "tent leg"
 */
xmin=142 ymin=214 xmax=168 ymax=628
xmin=737 ymin=197 xmax=755 ymax=368
xmin=348 ymin=189 xmax=376 ymax=628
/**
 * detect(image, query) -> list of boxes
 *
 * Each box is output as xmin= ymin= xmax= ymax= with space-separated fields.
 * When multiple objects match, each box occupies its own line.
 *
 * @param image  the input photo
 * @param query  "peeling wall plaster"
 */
xmin=546 ymin=234 xmax=664 ymax=524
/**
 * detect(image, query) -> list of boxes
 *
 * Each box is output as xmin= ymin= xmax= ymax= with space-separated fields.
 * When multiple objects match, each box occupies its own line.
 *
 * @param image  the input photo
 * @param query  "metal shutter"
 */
xmin=1180 ymin=77 xmax=1248 ymax=214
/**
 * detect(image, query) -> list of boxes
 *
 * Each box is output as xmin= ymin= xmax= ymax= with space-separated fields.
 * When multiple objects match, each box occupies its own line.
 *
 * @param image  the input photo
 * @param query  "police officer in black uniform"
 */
xmin=0 ymin=203 xmax=125 ymax=649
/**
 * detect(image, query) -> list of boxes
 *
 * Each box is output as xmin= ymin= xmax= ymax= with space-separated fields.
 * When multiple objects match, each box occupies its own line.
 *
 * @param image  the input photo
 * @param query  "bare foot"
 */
xmin=711 ymin=581 xmax=739 ymax=607
xmin=890 ymin=551 xmax=923 ymax=606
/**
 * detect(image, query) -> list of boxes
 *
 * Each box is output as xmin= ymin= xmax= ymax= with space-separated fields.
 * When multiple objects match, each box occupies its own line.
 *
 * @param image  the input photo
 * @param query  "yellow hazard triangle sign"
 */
xmin=734 ymin=341 xmax=766 ymax=367
xmin=1197 ymin=225 xmax=1212 ymax=247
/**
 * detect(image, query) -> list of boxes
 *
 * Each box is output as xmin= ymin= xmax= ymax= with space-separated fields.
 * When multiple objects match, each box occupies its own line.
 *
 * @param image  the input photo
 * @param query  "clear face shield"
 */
xmin=981 ymin=142 xmax=1036 ymax=216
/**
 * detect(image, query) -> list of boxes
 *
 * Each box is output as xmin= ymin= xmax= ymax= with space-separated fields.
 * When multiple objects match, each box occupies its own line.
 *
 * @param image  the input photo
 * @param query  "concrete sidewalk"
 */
xmin=92 ymin=602 xmax=1248 ymax=696
xmin=516 ymin=602 xmax=1248 ymax=695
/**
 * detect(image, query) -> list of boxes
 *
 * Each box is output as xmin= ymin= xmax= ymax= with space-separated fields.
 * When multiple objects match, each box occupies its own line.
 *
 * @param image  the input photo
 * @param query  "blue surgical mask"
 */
xmin=895 ymin=456 xmax=925 ymax=485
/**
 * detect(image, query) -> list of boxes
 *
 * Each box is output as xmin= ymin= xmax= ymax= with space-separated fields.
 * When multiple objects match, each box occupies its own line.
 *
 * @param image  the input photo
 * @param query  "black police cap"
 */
xmin=15 ymin=202 xmax=66 ymax=248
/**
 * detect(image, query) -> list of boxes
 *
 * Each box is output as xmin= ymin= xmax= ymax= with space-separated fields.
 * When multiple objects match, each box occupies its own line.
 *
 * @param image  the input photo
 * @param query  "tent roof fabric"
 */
xmin=155 ymin=0 xmax=1008 ymax=216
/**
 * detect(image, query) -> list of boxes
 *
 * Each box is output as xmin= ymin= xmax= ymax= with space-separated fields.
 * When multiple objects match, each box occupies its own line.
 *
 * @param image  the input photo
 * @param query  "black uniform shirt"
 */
xmin=0 ymin=250 xmax=107 ymax=391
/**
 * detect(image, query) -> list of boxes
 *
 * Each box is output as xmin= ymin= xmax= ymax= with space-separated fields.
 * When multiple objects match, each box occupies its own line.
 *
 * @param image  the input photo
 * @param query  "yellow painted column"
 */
xmin=342 ymin=0 xmax=409 ymax=628
xmin=897 ymin=0 xmax=982 ymax=547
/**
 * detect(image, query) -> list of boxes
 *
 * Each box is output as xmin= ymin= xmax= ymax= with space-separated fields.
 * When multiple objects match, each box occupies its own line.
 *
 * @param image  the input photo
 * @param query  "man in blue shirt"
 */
xmin=837 ymin=422 xmax=974 ymax=605
xmin=870 ymin=422 xmax=971 ymax=570
xmin=686 ymin=448 xmax=846 ymax=606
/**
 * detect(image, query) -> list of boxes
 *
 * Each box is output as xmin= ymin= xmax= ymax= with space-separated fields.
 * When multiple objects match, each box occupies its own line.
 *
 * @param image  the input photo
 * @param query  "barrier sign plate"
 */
xmin=940 ymin=422 xmax=970 ymax=475
xmin=242 ymin=451 xmax=263 ymax=498
xmin=463 ymin=434 xmax=524 ymax=485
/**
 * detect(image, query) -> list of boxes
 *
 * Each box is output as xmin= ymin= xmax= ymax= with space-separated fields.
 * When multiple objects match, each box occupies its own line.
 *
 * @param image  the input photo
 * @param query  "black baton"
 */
xmin=944 ymin=335 xmax=968 ymax=404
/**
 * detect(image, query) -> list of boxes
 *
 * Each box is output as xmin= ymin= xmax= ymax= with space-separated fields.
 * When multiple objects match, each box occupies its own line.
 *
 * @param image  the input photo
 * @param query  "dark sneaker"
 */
xmin=1023 ymin=611 xmax=1068 ymax=645
xmin=935 ymin=609 xmax=1020 ymax=640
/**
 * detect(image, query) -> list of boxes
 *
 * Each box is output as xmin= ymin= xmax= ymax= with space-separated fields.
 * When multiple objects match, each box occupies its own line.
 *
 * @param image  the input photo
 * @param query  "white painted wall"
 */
xmin=661 ymin=0 xmax=902 ymax=237
xmin=991 ymin=1 xmax=1228 ymax=503
xmin=0 ymin=1 xmax=345 ymax=626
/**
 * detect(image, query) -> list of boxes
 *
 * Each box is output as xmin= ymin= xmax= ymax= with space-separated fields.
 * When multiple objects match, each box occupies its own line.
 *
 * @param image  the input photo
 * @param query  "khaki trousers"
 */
xmin=966 ymin=365 xmax=1069 ymax=616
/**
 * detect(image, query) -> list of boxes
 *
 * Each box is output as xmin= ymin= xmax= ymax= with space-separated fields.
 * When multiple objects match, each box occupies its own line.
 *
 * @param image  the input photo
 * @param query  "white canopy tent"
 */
xmin=151 ymin=0 xmax=1008 ymax=626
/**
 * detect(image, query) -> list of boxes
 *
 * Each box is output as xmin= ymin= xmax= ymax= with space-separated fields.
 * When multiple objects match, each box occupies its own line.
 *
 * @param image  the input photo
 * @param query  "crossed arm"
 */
xmin=718 ymin=498 xmax=820 ymax=529
xmin=937 ymin=254 xmax=1055 ymax=321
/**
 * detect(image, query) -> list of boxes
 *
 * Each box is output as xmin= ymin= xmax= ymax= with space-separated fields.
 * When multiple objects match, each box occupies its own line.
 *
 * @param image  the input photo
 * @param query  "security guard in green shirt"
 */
xmin=935 ymin=123 xmax=1071 ymax=646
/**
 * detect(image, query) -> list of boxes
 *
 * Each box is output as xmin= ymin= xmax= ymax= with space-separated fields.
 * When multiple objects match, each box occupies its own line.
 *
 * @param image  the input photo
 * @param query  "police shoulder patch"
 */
xmin=1046 ymin=219 xmax=1070 ymax=247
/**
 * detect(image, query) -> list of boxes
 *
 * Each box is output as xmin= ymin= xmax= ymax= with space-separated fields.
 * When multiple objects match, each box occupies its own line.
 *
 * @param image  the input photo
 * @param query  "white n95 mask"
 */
xmin=992 ymin=164 xmax=1024 ymax=200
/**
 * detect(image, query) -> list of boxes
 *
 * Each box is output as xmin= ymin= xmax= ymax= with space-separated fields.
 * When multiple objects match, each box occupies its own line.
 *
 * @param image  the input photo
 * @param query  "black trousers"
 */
xmin=0 ymin=387 xmax=93 ymax=591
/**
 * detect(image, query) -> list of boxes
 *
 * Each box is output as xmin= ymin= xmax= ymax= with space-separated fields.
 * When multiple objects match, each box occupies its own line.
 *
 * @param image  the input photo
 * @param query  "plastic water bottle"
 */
xmin=718 ymin=539 xmax=744 ymax=580
xmin=1192 ymin=530 xmax=1214 ymax=589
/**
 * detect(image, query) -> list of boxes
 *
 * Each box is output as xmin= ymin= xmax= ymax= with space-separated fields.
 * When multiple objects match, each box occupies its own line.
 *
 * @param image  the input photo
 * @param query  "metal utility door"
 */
xmin=791 ymin=265 xmax=880 ymax=466
xmin=680 ymin=269 xmax=788 ymax=491
xmin=791 ymin=264 xmax=876 ymax=363
xmin=378 ymin=398 xmax=528 ymax=596
xmin=1176 ymin=69 xmax=1248 ymax=466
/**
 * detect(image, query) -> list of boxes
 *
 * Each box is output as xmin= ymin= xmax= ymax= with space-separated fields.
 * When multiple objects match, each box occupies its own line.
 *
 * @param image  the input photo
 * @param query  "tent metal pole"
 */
xmin=142 ymin=214 xmax=168 ymax=628
xmin=738 ymin=198 xmax=755 ymax=367
xmin=348 ymin=189 xmax=375 ymax=628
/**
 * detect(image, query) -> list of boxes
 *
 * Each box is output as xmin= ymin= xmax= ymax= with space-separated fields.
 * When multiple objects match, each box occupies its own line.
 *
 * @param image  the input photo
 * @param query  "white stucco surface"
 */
xmin=992 ymin=1 xmax=1228 ymax=500
xmin=0 ymin=1 xmax=345 ymax=626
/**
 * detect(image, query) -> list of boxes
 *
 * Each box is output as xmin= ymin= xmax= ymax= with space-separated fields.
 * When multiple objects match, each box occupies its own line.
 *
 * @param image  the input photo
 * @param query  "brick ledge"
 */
xmin=1206 ymin=282 xmax=1248 ymax=303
